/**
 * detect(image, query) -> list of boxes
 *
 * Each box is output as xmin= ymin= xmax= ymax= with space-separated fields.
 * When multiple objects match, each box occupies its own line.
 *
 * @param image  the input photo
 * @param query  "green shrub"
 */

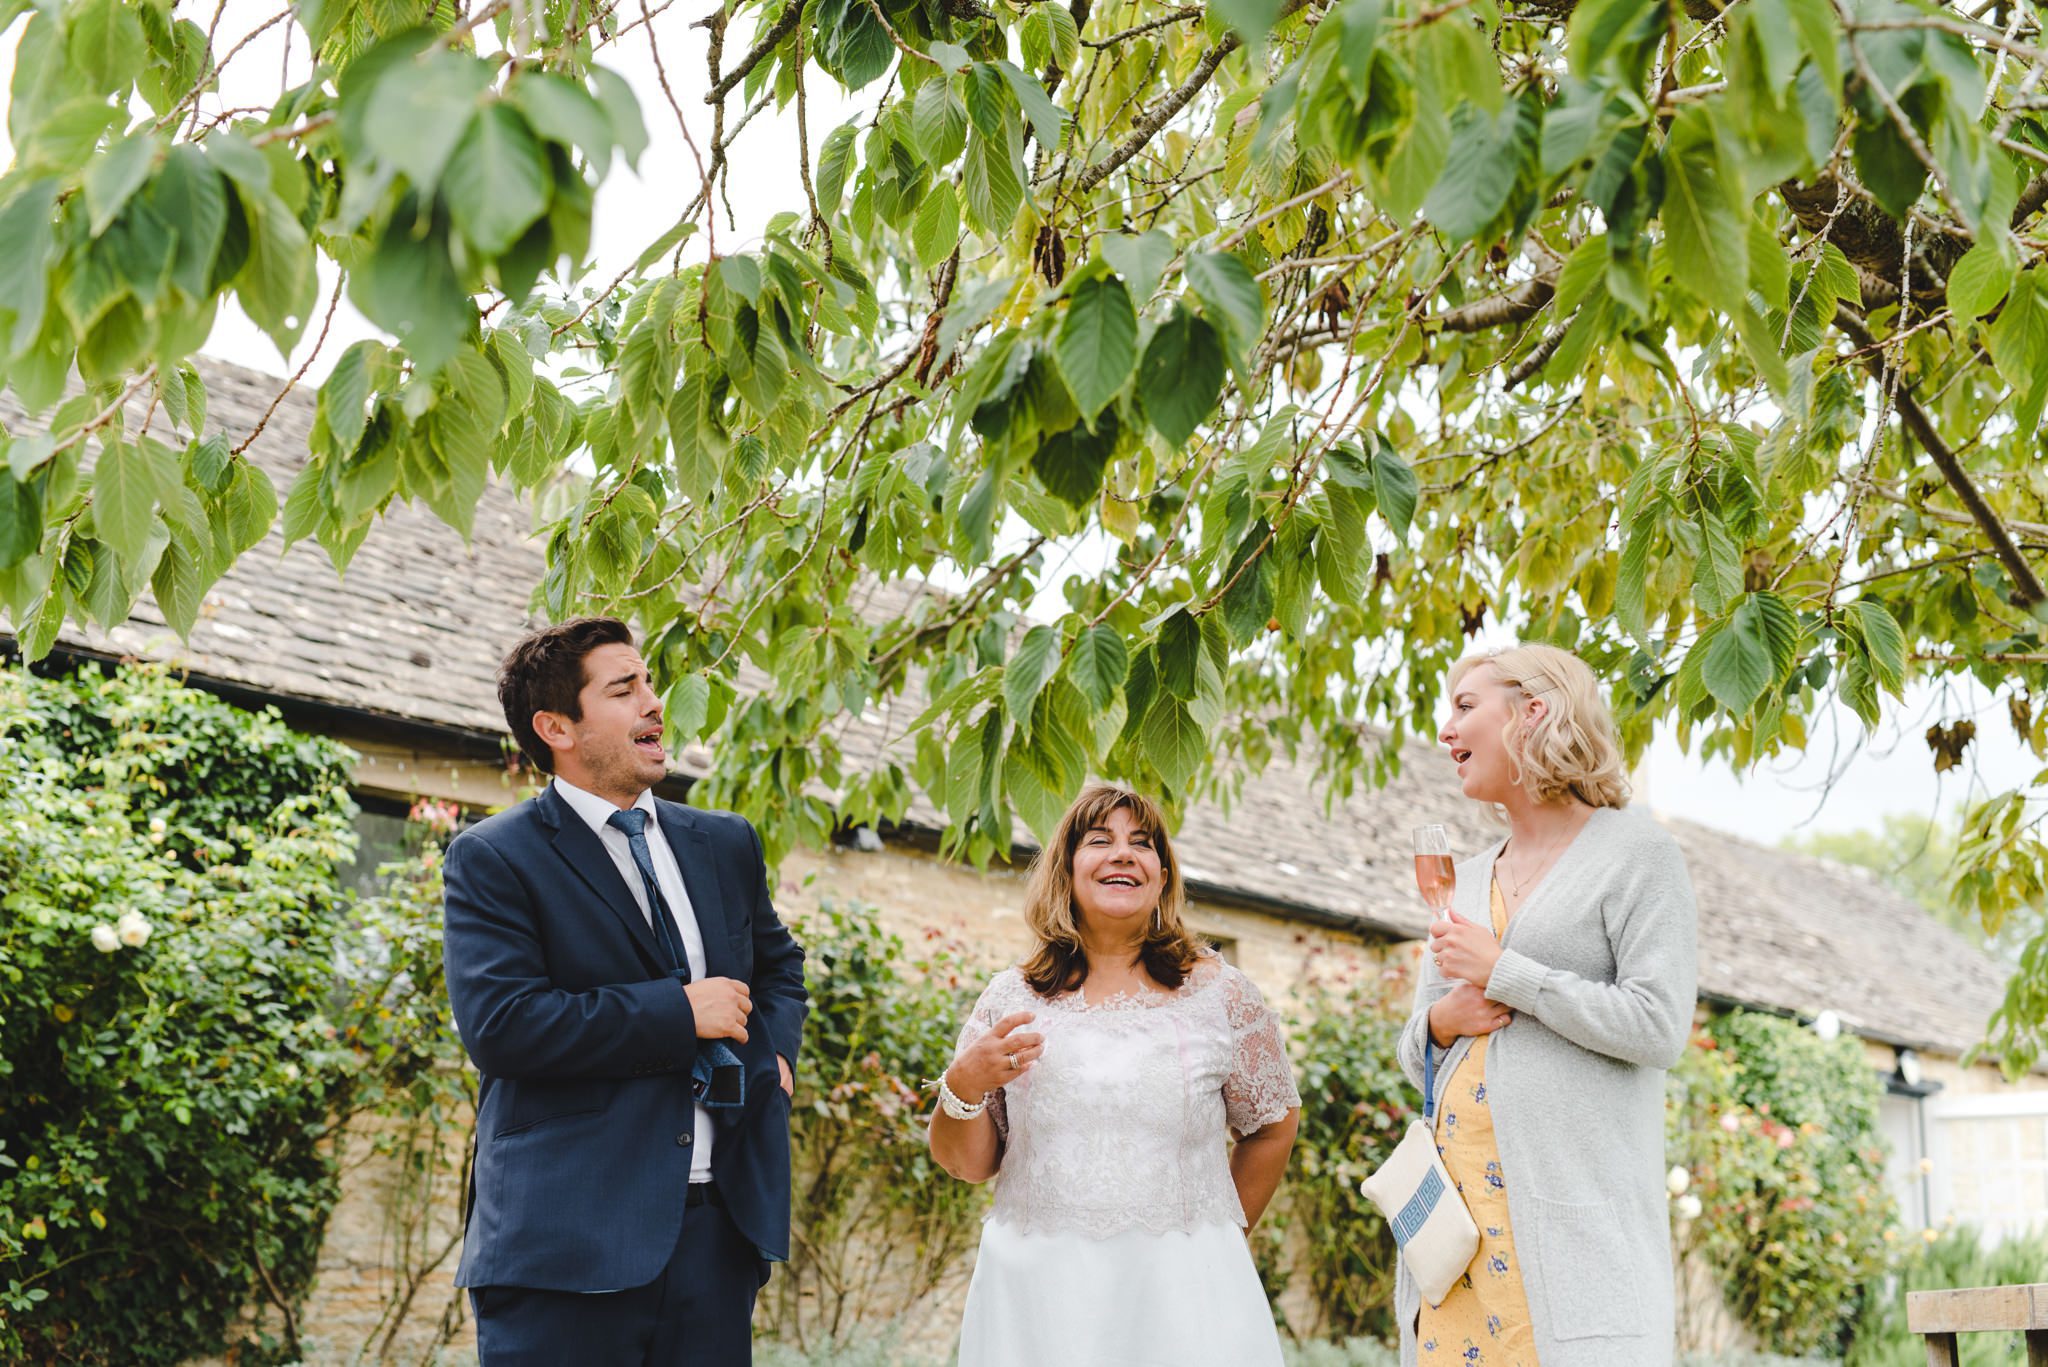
xmin=1668 ymin=1011 xmax=1897 ymax=1357
xmin=0 ymin=662 xmax=460 ymax=1365
xmin=1845 ymin=1224 xmax=2048 ymax=1367
xmin=760 ymin=901 xmax=988 ymax=1350
xmin=1269 ymin=953 xmax=1418 ymax=1340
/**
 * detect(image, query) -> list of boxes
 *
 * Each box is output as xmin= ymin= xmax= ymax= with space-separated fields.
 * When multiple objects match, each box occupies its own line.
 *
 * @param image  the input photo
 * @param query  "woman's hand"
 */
xmin=1427 ymin=983 xmax=1512 ymax=1047
xmin=945 ymin=1011 xmax=1044 ymax=1103
xmin=1428 ymin=909 xmax=1502 ymax=991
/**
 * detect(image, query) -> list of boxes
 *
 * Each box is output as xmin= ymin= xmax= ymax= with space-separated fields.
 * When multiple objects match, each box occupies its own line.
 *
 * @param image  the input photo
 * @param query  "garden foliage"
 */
xmin=0 ymin=662 xmax=459 ymax=1365
xmin=1667 ymin=1010 xmax=1897 ymax=1357
xmin=1 ymin=0 xmax=2047 ymax=1055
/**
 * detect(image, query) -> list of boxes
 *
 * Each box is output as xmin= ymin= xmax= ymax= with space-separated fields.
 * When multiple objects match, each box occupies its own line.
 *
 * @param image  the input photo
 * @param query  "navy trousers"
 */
xmin=470 ymin=1186 xmax=762 ymax=1366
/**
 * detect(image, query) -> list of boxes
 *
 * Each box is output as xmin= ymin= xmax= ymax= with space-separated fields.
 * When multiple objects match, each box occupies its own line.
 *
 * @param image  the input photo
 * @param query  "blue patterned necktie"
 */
xmin=605 ymin=807 xmax=692 ymax=984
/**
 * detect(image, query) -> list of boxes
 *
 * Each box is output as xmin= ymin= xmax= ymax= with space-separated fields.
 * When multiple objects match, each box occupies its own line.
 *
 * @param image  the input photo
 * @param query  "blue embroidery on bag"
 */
xmin=1391 ymin=1166 xmax=1445 ymax=1247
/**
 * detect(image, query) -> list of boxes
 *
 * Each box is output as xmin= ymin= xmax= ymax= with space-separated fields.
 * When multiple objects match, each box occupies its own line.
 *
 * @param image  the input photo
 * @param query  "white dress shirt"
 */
xmin=553 ymin=777 xmax=715 ymax=1182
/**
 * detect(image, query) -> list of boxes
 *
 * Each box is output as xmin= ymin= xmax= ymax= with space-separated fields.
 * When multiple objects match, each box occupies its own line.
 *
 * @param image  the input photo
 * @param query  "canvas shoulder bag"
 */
xmin=1358 ymin=1035 xmax=1479 ymax=1307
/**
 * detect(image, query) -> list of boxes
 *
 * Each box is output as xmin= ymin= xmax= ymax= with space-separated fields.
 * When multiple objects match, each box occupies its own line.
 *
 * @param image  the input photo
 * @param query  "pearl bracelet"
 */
xmin=937 ymin=1073 xmax=989 ymax=1120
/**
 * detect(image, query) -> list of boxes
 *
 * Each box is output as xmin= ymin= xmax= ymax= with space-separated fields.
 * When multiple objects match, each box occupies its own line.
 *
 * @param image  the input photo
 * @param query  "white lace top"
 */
xmin=954 ymin=953 xmax=1301 ymax=1239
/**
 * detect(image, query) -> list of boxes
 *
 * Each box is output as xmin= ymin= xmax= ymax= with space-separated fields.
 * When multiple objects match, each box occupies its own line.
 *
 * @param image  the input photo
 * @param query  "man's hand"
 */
xmin=1428 ymin=983 xmax=1512 ymax=1047
xmin=1429 ymin=909 xmax=1503 ymax=990
xmin=777 ymin=1054 xmax=793 ymax=1097
xmin=686 ymin=977 xmax=753 ymax=1042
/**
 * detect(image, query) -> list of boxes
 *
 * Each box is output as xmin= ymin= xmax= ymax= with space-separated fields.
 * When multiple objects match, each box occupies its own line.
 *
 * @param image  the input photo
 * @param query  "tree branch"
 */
xmin=704 ymin=0 xmax=804 ymax=104
xmin=1432 ymin=238 xmax=1565 ymax=333
xmin=1836 ymin=305 xmax=2047 ymax=608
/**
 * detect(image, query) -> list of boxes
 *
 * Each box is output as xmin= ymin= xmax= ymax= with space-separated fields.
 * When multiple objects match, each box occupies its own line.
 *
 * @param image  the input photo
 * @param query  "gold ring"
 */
xmin=1006 ymin=1053 xmax=1018 ymax=1069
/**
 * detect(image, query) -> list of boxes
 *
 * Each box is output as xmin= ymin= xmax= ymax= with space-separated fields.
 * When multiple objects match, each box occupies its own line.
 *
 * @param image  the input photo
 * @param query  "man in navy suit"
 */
xmin=444 ymin=617 xmax=808 ymax=1364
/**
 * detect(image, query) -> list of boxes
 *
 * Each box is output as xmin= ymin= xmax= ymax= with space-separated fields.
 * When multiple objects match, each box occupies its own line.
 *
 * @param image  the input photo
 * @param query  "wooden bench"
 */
xmin=1908 ymin=1285 xmax=2048 ymax=1365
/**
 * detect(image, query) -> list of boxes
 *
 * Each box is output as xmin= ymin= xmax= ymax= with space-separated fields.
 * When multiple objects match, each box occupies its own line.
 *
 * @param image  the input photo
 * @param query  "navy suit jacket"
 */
xmin=443 ymin=784 xmax=808 ymax=1292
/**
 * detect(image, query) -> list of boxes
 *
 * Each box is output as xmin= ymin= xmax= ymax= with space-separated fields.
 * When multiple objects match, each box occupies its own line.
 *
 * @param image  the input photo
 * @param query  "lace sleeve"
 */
xmin=1221 ymin=967 xmax=1300 ymax=1139
xmin=950 ymin=970 xmax=1018 ymax=1147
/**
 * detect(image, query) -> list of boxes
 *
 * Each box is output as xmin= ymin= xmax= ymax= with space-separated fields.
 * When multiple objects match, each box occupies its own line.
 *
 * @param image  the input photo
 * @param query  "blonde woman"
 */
xmin=929 ymin=783 xmax=1301 ymax=1367
xmin=1398 ymin=645 xmax=1698 ymax=1367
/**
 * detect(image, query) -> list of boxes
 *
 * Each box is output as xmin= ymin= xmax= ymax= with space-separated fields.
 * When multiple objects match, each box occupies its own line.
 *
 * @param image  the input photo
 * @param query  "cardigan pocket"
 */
xmin=1529 ymin=1195 xmax=1645 ymax=1340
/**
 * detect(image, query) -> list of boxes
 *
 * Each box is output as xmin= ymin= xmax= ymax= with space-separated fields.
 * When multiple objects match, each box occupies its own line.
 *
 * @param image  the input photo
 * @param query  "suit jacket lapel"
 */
xmin=538 ymin=784 xmax=666 ymax=972
xmin=657 ymin=800 xmax=737 ymax=980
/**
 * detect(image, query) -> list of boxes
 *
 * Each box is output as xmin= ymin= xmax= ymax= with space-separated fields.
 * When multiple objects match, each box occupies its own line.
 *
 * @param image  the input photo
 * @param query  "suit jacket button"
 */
xmin=677 ymin=1132 xmax=692 ymax=1146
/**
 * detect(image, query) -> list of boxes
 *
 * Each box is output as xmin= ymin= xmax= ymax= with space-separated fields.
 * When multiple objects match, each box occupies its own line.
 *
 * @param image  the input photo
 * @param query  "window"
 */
xmin=1929 ymin=1092 xmax=2048 ymax=1244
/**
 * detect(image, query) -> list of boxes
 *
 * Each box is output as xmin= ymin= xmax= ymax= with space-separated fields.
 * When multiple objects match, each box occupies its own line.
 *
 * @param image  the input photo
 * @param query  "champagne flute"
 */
xmin=1414 ymin=824 xmax=1455 ymax=921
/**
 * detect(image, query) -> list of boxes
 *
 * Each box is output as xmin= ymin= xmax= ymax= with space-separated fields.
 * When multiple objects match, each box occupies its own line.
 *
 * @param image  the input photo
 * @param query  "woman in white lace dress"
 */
xmin=929 ymin=782 xmax=1302 ymax=1367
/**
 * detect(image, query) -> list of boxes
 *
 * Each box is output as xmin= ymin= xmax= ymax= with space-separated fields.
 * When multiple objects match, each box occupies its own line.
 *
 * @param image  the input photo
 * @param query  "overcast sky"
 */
xmin=1 ymin=7 xmax=2029 ymax=848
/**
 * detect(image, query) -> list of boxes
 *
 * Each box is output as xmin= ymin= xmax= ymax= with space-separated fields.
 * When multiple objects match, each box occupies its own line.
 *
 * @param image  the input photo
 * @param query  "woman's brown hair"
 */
xmin=1019 ymin=783 xmax=1205 ymax=996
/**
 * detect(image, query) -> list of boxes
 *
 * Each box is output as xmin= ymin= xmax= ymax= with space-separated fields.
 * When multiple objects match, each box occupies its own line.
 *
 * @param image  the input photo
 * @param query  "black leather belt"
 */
xmin=685 ymin=1182 xmax=723 ymax=1208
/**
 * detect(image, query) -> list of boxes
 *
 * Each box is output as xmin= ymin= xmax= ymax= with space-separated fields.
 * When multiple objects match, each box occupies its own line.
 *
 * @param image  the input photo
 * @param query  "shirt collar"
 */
xmin=552 ymin=776 xmax=657 ymax=836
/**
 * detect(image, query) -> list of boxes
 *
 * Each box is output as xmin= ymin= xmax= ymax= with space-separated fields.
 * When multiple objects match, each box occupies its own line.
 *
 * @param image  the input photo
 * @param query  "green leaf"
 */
xmin=667 ymin=672 xmax=713 ymax=740
xmin=913 ymin=79 xmax=969 ymax=169
xmin=813 ymin=0 xmax=894 ymax=90
xmin=816 ymin=121 xmax=859 ymax=211
xmin=1157 ymin=607 xmax=1200 ymax=700
xmin=1338 ymin=0 xmax=1384 ymax=102
xmin=1221 ymin=522 xmax=1278 ymax=645
xmin=1141 ymin=695 xmax=1204 ymax=793
xmin=83 ymin=130 xmax=158 ymax=237
xmin=323 ymin=342 xmax=381 ymax=457
xmin=357 ymin=45 xmax=494 ymax=194
xmin=1184 ymin=251 xmax=1264 ymax=361
xmin=1101 ymin=230 xmax=1174 ymax=301
xmin=962 ymin=127 xmax=1024 ymax=235
xmin=1424 ymin=96 xmax=1540 ymax=243
xmin=1020 ymin=4 xmax=1079 ymax=72
xmin=994 ymin=60 xmax=1065 ymax=148
xmin=1699 ymin=596 xmax=1777 ymax=714
xmin=592 ymin=66 xmax=649 ymax=170
xmin=1055 ymin=273 xmax=1138 ymax=419
xmin=513 ymin=71 xmax=618 ymax=179
xmin=350 ymin=194 xmax=471 ymax=375
xmin=148 ymin=145 xmax=226 ymax=300
xmin=67 ymin=0 xmax=145 ymax=92
xmin=912 ymin=182 xmax=960 ymax=270
xmin=1849 ymin=599 xmax=1907 ymax=693
xmin=149 ymin=531 xmax=207 ymax=637
xmin=1210 ymin=0 xmax=1282 ymax=44
xmin=1369 ymin=438 xmax=1419 ymax=539
xmin=1692 ymin=510 xmax=1743 ymax=615
xmin=1138 ymin=305 xmax=1225 ymax=448
xmin=1031 ymin=409 xmax=1119 ymax=507
xmin=1004 ymin=625 xmax=1062 ymax=725
xmin=445 ymin=104 xmax=552 ymax=257
xmin=1067 ymin=624 xmax=1128 ymax=710
xmin=1989 ymin=270 xmax=2047 ymax=402
xmin=1948 ymin=241 xmax=2013 ymax=320
xmin=0 ymin=472 xmax=42 ymax=567
xmin=1566 ymin=0 xmax=1665 ymax=78
xmin=92 ymin=437 xmax=158 ymax=570
xmin=1662 ymin=105 xmax=1749 ymax=315
xmin=0 ymin=177 xmax=59 ymax=353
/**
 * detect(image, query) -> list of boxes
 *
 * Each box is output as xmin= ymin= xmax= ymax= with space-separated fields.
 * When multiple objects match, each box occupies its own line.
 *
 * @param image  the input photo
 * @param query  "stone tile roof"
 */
xmin=1 ymin=357 xmax=2008 ymax=1057
xmin=0 ymin=357 xmax=542 ymax=738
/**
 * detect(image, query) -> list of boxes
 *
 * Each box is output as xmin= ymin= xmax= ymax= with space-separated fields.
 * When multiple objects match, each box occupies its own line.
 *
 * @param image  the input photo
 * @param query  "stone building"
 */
xmin=3 ymin=357 xmax=2030 ymax=1361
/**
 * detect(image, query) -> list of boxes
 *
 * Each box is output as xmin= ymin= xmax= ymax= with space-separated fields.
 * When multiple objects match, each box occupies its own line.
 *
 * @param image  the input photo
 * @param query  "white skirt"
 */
xmin=956 ymin=1217 xmax=1286 ymax=1367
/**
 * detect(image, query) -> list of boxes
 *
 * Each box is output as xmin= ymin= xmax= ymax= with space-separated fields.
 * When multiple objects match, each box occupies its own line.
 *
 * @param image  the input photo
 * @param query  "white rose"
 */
xmin=148 ymin=817 xmax=166 ymax=834
xmin=116 ymin=912 xmax=152 ymax=948
xmin=91 ymin=924 xmax=121 ymax=953
xmin=1674 ymin=1194 xmax=1703 ymax=1222
xmin=1667 ymin=1165 xmax=1691 ymax=1196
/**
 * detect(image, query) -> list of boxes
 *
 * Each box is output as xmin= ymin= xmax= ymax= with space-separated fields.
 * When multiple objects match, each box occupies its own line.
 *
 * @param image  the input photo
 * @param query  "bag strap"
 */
xmin=1423 ymin=1034 xmax=1437 ymax=1125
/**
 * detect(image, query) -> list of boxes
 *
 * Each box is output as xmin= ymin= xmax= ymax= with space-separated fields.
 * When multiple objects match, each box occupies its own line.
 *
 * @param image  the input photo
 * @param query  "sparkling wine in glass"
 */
xmin=1414 ymin=824 xmax=1455 ymax=920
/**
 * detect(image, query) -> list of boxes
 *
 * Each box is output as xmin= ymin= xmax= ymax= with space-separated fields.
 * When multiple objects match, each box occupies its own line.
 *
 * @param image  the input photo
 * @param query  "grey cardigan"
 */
xmin=1394 ymin=805 xmax=1698 ymax=1367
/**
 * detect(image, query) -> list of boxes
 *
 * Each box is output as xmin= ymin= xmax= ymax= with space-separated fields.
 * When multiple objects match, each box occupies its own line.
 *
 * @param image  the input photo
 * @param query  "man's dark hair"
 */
xmin=497 ymin=617 xmax=636 ymax=774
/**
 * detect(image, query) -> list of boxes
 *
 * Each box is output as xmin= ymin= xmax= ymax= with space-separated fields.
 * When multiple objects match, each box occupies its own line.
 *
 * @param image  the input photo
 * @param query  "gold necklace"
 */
xmin=1502 ymin=812 xmax=1579 ymax=897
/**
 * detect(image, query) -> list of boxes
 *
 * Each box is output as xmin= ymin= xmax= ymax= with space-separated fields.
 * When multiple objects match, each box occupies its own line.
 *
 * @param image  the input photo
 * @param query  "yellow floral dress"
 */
xmin=1417 ymin=879 xmax=1538 ymax=1366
